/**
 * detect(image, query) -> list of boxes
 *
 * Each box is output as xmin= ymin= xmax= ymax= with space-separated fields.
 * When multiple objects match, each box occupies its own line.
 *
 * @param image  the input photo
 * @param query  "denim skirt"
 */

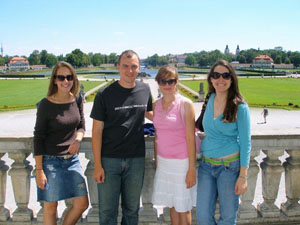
xmin=37 ymin=154 xmax=88 ymax=202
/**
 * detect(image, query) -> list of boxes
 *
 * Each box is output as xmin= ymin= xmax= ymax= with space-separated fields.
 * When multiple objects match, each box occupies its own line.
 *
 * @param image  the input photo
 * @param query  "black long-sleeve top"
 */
xmin=33 ymin=98 xmax=85 ymax=156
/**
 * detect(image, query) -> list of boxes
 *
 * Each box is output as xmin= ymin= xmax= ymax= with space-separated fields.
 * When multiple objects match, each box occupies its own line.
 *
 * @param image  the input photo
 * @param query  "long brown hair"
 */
xmin=207 ymin=60 xmax=246 ymax=122
xmin=47 ymin=61 xmax=79 ymax=97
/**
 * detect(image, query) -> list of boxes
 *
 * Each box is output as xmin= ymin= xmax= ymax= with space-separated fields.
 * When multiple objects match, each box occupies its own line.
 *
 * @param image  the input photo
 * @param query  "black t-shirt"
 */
xmin=90 ymin=81 xmax=152 ymax=158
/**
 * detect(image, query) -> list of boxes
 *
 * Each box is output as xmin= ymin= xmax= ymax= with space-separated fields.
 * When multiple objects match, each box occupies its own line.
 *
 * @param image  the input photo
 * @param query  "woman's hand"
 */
xmin=235 ymin=177 xmax=248 ymax=195
xmin=186 ymin=167 xmax=196 ymax=189
xmin=36 ymin=170 xmax=47 ymax=190
xmin=68 ymin=140 xmax=81 ymax=154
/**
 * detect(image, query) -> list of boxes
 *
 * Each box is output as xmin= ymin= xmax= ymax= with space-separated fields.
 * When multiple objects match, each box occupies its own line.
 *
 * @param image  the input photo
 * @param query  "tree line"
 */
xmin=0 ymin=49 xmax=119 ymax=68
xmin=145 ymin=49 xmax=300 ymax=67
xmin=1 ymin=47 xmax=300 ymax=68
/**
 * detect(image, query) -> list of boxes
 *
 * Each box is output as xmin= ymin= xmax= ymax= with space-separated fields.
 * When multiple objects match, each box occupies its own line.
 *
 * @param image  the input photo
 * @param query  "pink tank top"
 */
xmin=153 ymin=95 xmax=188 ymax=159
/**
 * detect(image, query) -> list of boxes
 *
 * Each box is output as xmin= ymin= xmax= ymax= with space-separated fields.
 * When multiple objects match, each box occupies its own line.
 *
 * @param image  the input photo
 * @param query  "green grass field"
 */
xmin=181 ymin=78 xmax=300 ymax=110
xmin=0 ymin=79 xmax=103 ymax=111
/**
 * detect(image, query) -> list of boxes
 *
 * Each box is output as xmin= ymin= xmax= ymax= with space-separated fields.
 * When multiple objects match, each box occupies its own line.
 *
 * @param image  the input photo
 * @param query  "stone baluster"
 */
xmin=8 ymin=153 xmax=33 ymax=221
xmin=257 ymin=150 xmax=284 ymax=217
xmin=238 ymin=149 xmax=260 ymax=219
xmin=84 ymin=151 xmax=99 ymax=223
xmin=140 ymin=138 xmax=158 ymax=223
xmin=36 ymin=201 xmax=44 ymax=222
xmin=281 ymin=149 xmax=300 ymax=216
xmin=0 ymin=153 xmax=9 ymax=221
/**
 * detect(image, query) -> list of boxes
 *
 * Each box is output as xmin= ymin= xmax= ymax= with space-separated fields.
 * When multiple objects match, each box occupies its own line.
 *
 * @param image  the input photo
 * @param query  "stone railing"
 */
xmin=0 ymin=135 xmax=299 ymax=225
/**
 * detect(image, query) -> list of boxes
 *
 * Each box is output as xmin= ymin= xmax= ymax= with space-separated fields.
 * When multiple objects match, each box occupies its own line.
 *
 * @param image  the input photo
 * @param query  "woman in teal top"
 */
xmin=196 ymin=60 xmax=251 ymax=225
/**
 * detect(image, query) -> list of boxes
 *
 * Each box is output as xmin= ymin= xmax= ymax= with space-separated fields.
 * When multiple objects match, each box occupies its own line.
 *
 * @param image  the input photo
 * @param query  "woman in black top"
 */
xmin=34 ymin=61 xmax=88 ymax=225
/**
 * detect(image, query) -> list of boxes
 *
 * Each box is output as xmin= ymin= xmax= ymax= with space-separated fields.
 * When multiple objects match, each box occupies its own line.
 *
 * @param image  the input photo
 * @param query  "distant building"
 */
xmin=176 ymin=55 xmax=187 ymax=64
xmin=224 ymin=45 xmax=230 ymax=55
xmin=252 ymin=55 xmax=274 ymax=68
xmin=0 ymin=65 xmax=7 ymax=73
xmin=30 ymin=65 xmax=47 ymax=70
xmin=235 ymin=45 xmax=240 ymax=56
xmin=8 ymin=57 xmax=30 ymax=71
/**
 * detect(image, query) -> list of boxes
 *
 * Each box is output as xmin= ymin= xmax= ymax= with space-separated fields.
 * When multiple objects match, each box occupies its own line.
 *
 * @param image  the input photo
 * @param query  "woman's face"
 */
xmin=210 ymin=65 xmax=232 ymax=94
xmin=157 ymin=76 xmax=177 ymax=95
xmin=54 ymin=67 xmax=74 ymax=94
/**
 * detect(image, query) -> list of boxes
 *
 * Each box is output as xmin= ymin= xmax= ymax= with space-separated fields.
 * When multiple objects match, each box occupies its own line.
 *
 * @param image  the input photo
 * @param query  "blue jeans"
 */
xmin=97 ymin=157 xmax=145 ymax=225
xmin=196 ymin=159 xmax=240 ymax=225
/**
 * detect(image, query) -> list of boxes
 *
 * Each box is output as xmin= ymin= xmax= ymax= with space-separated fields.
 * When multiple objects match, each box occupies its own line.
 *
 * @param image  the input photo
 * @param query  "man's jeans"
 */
xmin=196 ymin=159 xmax=240 ymax=225
xmin=97 ymin=157 xmax=145 ymax=225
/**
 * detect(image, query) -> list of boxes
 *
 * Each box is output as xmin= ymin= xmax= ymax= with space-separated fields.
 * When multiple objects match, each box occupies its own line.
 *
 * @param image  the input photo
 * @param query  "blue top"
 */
xmin=201 ymin=93 xmax=251 ymax=167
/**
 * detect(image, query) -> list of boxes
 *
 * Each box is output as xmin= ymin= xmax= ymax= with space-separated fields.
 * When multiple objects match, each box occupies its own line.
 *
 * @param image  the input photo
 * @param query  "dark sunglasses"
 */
xmin=211 ymin=72 xmax=231 ymax=80
xmin=54 ymin=74 xmax=74 ymax=81
xmin=158 ymin=79 xmax=177 ymax=86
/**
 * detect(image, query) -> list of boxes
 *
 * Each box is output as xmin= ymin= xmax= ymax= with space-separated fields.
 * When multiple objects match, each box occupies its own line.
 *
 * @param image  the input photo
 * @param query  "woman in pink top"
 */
xmin=152 ymin=65 xmax=197 ymax=225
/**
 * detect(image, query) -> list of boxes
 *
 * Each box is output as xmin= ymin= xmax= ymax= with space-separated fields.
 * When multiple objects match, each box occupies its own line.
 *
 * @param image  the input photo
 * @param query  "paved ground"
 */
xmin=1 ymin=78 xmax=300 ymax=137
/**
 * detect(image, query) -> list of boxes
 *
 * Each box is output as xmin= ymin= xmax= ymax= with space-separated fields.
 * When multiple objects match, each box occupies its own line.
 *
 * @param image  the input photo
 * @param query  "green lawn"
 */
xmin=180 ymin=78 xmax=300 ymax=109
xmin=0 ymin=79 xmax=103 ymax=111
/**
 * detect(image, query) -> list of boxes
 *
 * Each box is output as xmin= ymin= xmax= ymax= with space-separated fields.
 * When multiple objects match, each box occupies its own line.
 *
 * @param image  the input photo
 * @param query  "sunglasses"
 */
xmin=54 ymin=74 xmax=74 ymax=81
xmin=158 ymin=79 xmax=177 ymax=86
xmin=211 ymin=72 xmax=231 ymax=80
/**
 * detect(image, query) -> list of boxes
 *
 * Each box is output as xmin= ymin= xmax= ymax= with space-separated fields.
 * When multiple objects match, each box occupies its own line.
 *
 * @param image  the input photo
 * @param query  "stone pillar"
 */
xmin=36 ymin=201 xmax=44 ymax=222
xmin=257 ymin=150 xmax=284 ymax=217
xmin=139 ymin=139 xmax=158 ymax=223
xmin=238 ymin=150 xmax=260 ymax=219
xmin=85 ymin=152 xmax=99 ymax=223
xmin=198 ymin=82 xmax=205 ymax=102
xmin=0 ymin=153 xmax=9 ymax=221
xmin=281 ymin=149 xmax=300 ymax=216
xmin=8 ymin=153 xmax=33 ymax=221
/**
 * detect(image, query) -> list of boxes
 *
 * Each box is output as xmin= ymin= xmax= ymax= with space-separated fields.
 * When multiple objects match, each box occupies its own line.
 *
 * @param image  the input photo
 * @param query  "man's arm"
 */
xmin=92 ymin=119 xmax=105 ymax=183
xmin=145 ymin=111 xmax=153 ymax=121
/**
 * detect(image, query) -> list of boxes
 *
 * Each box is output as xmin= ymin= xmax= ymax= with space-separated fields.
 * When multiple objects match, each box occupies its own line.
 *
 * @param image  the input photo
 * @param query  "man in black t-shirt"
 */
xmin=90 ymin=50 xmax=153 ymax=225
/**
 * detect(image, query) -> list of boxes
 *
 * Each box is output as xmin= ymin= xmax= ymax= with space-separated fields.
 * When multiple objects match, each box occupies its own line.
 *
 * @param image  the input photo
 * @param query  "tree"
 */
xmin=91 ymin=53 xmax=102 ymax=66
xmin=290 ymin=52 xmax=300 ymax=67
xmin=40 ymin=50 xmax=48 ymax=65
xmin=185 ymin=54 xmax=196 ymax=66
xmin=66 ymin=49 xmax=90 ymax=67
xmin=237 ymin=55 xmax=246 ymax=63
xmin=284 ymin=57 xmax=291 ymax=64
xmin=28 ymin=50 xmax=41 ymax=65
xmin=158 ymin=56 xmax=168 ymax=66
xmin=274 ymin=55 xmax=282 ymax=64
xmin=45 ymin=54 xmax=58 ymax=68
xmin=57 ymin=54 xmax=64 ymax=62
xmin=108 ymin=53 xmax=118 ymax=65
xmin=0 ymin=56 xmax=4 ymax=66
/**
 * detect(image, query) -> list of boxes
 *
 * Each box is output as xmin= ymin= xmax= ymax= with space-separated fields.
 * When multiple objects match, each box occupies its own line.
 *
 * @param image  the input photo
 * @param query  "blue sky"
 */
xmin=1 ymin=0 xmax=299 ymax=59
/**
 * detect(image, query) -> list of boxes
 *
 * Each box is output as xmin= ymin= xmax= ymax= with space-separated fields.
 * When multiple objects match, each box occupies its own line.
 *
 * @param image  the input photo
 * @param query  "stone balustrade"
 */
xmin=0 ymin=135 xmax=299 ymax=225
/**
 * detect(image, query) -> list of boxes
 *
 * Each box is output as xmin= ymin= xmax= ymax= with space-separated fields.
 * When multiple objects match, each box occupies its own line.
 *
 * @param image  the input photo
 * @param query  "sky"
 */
xmin=0 ymin=0 xmax=299 ymax=59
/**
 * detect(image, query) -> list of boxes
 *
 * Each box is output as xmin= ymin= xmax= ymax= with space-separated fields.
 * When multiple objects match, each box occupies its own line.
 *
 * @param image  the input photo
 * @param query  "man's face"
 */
xmin=117 ymin=54 xmax=140 ymax=86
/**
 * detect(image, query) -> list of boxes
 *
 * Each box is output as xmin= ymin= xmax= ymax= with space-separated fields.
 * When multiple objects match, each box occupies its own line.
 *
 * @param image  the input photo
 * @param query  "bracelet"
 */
xmin=239 ymin=176 xmax=248 ymax=180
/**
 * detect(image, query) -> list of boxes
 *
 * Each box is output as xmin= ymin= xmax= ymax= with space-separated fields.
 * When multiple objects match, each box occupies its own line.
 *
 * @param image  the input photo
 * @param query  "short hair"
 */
xmin=155 ymin=65 xmax=178 ymax=82
xmin=47 ymin=61 xmax=79 ymax=97
xmin=118 ymin=50 xmax=140 ymax=65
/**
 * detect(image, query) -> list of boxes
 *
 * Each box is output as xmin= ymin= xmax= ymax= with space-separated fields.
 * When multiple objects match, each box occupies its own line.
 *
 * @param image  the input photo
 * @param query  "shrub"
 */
xmin=294 ymin=105 xmax=299 ymax=108
xmin=288 ymin=102 xmax=294 ymax=106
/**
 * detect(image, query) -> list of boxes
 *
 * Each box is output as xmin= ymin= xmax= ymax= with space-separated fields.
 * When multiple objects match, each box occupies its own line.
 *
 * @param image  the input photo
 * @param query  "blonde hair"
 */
xmin=47 ymin=61 xmax=79 ymax=97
